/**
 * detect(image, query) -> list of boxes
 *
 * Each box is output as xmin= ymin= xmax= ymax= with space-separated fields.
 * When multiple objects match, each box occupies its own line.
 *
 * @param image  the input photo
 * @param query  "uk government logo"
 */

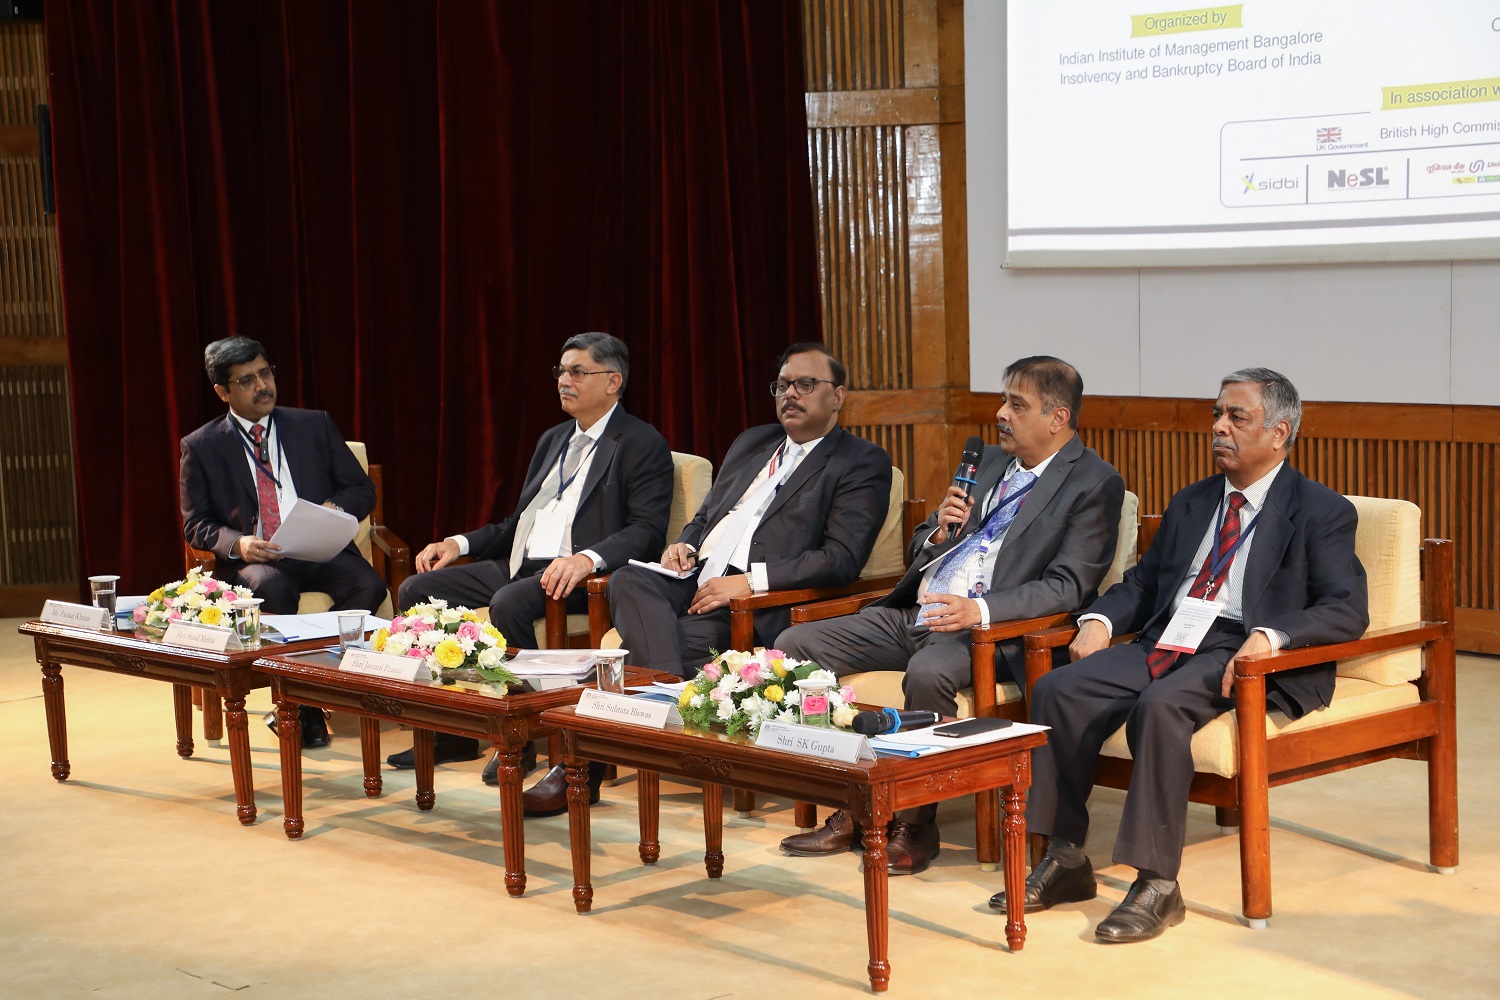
xmin=1241 ymin=172 xmax=1299 ymax=193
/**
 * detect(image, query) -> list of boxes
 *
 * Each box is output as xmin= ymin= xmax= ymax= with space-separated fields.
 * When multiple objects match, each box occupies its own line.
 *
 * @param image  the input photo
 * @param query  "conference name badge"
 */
xmin=340 ymin=648 xmax=430 ymax=682
xmin=1155 ymin=596 xmax=1224 ymax=654
xmin=575 ymin=689 xmax=681 ymax=728
xmin=755 ymin=720 xmax=875 ymax=764
xmin=162 ymin=619 xmax=243 ymax=653
xmin=39 ymin=600 xmax=112 ymax=631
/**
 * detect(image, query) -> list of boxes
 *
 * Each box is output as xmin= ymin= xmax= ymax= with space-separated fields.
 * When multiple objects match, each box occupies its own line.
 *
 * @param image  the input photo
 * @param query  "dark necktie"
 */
xmin=1146 ymin=491 xmax=1247 ymax=679
xmin=249 ymin=424 xmax=281 ymax=539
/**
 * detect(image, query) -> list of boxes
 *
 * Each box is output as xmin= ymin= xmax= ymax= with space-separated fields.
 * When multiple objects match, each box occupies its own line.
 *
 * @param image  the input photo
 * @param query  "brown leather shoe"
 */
xmin=885 ymin=819 xmax=940 ymax=875
xmin=521 ymin=765 xmax=600 ymax=817
xmin=780 ymin=809 xmax=862 ymax=856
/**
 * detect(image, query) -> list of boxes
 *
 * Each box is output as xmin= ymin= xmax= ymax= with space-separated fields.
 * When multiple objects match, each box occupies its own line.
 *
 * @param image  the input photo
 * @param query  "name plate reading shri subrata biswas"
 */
xmin=574 ymin=689 xmax=681 ymax=728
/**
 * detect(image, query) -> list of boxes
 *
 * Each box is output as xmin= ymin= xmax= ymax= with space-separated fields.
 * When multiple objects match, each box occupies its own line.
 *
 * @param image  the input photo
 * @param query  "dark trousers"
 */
xmin=606 ymin=563 xmax=752 ymax=678
xmin=1025 ymin=620 xmax=1246 ymax=880
xmin=397 ymin=557 xmax=586 ymax=650
xmin=229 ymin=546 xmax=386 ymax=616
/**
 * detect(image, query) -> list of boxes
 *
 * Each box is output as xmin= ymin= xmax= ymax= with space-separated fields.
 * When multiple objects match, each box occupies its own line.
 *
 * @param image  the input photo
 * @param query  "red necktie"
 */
xmin=249 ymin=424 xmax=281 ymax=539
xmin=1146 ymin=491 xmax=1246 ymax=679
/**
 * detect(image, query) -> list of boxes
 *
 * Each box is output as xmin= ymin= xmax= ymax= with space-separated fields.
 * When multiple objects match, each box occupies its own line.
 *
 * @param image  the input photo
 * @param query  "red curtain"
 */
xmin=45 ymin=0 xmax=820 ymax=594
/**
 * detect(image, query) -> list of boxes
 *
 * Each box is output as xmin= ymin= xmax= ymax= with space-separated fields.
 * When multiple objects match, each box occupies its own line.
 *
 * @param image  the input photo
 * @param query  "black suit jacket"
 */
xmin=462 ymin=406 xmax=673 ymax=572
xmin=680 ymin=423 xmax=892 ymax=638
xmin=1089 ymin=464 xmax=1369 ymax=718
xmin=876 ymin=435 xmax=1124 ymax=621
xmin=179 ymin=407 xmax=376 ymax=562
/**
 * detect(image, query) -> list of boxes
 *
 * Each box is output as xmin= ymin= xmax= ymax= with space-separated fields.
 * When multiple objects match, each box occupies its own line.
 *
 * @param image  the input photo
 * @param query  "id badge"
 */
xmin=1155 ymin=596 xmax=1223 ymax=654
xmin=525 ymin=503 xmax=569 ymax=560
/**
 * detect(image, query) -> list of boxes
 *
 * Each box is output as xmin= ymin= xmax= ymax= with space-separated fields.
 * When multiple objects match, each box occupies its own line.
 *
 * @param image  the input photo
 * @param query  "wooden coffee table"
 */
xmin=19 ymin=620 xmax=327 ymax=825
xmin=542 ymin=706 xmax=1045 ymax=993
xmin=251 ymin=649 xmax=676 ymax=897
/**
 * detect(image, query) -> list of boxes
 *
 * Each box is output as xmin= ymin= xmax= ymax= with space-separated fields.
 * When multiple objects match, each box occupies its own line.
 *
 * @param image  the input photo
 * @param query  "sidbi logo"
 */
xmin=1327 ymin=167 xmax=1389 ymax=188
xmin=1241 ymin=172 xmax=1298 ymax=193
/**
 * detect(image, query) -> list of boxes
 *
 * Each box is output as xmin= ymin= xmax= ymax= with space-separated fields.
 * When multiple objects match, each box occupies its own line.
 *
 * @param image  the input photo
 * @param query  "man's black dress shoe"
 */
xmin=481 ymin=748 xmax=539 ymax=786
xmin=780 ymin=809 xmax=862 ymax=856
xmin=522 ymin=764 xmax=602 ymax=817
xmin=988 ymin=854 xmax=1097 ymax=913
xmin=385 ymin=733 xmax=482 ymax=770
xmin=885 ymin=820 xmax=940 ymax=875
xmin=262 ymin=707 xmax=331 ymax=749
xmin=1094 ymin=878 xmax=1185 ymax=943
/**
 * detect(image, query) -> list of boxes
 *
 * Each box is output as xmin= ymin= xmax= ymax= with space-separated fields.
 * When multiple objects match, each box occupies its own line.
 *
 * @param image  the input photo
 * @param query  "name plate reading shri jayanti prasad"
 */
xmin=755 ymin=720 xmax=875 ymax=764
xmin=39 ymin=600 xmax=112 ymax=630
xmin=339 ymin=648 xmax=431 ymax=683
xmin=162 ymin=620 xmax=242 ymax=653
xmin=575 ymin=689 xmax=682 ymax=729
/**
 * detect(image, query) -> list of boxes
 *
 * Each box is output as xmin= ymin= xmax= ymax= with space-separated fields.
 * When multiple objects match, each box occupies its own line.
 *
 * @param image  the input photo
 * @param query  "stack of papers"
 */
xmin=869 ymin=720 xmax=1049 ymax=758
xmin=505 ymin=649 xmax=600 ymax=678
xmin=626 ymin=680 xmax=689 ymax=704
xmin=261 ymin=612 xmax=392 ymax=643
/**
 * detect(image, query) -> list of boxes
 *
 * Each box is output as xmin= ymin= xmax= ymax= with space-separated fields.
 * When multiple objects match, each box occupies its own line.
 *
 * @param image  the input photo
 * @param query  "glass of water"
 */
xmin=336 ymin=610 xmax=368 ymax=653
xmin=596 ymin=649 xmax=628 ymax=693
xmin=87 ymin=575 xmax=121 ymax=630
xmin=231 ymin=598 xmax=264 ymax=650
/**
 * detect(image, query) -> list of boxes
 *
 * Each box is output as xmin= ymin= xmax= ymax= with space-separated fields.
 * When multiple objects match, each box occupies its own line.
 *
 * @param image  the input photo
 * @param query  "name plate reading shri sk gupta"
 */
xmin=755 ymin=720 xmax=875 ymax=764
xmin=339 ymin=648 xmax=431 ymax=683
xmin=39 ymin=600 xmax=111 ymax=630
xmin=161 ymin=619 xmax=243 ymax=653
xmin=575 ymin=689 xmax=682 ymax=729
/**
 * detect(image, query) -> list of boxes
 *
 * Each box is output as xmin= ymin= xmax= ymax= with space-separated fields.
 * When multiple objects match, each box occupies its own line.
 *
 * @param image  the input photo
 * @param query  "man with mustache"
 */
xmin=998 ymin=367 xmax=1368 ymax=944
xmin=391 ymin=332 xmax=674 ymax=785
xmin=180 ymin=336 xmax=387 ymax=748
xmin=773 ymin=355 xmax=1124 ymax=874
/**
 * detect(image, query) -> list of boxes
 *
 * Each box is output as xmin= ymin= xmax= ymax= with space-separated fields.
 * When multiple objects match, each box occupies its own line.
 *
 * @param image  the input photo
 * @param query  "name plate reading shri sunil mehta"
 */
xmin=755 ymin=720 xmax=875 ymax=764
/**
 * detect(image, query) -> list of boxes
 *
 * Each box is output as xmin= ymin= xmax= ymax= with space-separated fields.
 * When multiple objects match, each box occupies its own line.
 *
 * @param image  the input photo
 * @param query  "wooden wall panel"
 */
xmin=802 ymin=0 xmax=904 ymax=92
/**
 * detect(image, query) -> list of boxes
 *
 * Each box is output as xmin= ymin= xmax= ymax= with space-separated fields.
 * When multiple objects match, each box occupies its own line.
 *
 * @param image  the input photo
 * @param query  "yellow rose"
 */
xmin=461 ymin=611 xmax=480 ymax=623
xmin=763 ymin=684 xmax=785 ymax=704
xmin=372 ymin=627 xmax=390 ymax=652
xmin=770 ymin=659 xmax=787 ymax=678
xmin=197 ymin=605 xmax=222 ymax=626
xmin=679 ymin=687 xmax=696 ymax=708
xmin=482 ymin=624 xmax=503 ymax=645
xmin=434 ymin=638 xmax=466 ymax=669
xmin=149 ymin=588 xmax=165 ymax=604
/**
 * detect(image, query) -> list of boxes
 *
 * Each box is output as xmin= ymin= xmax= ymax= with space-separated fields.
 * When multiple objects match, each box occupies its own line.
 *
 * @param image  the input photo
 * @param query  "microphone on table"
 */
xmin=850 ymin=707 xmax=941 ymax=737
xmin=947 ymin=435 xmax=985 ymax=539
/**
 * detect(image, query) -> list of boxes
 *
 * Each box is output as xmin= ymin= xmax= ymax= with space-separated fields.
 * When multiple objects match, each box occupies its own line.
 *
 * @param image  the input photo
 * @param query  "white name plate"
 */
xmin=756 ymin=720 xmax=874 ymax=763
xmin=575 ymin=689 xmax=682 ymax=729
xmin=162 ymin=619 xmax=242 ymax=653
xmin=40 ymin=600 xmax=111 ymax=630
xmin=340 ymin=648 xmax=430 ymax=682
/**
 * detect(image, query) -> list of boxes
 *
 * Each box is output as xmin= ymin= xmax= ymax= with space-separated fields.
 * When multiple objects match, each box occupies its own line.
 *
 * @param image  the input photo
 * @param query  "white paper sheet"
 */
xmin=261 ymin=612 xmax=392 ymax=643
xmin=267 ymin=499 xmax=359 ymax=562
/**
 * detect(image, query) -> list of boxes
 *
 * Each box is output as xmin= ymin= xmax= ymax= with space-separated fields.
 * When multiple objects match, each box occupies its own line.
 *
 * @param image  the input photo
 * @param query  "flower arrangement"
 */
xmin=372 ymin=599 xmax=518 ymax=686
xmin=677 ymin=648 xmax=858 ymax=736
xmin=133 ymin=568 xmax=252 ymax=634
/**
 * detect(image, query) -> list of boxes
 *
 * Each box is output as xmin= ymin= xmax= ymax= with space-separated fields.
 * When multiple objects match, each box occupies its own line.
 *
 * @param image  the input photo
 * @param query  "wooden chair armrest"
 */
xmin=972 ymin=612 xmax=1076 ymax=645
xmin=788 ymin=588 xmax=895 ymax=624
xmin=370 ymin=524 xmax=411 ymax=604
xmin=968 ymin=613 xmax=1076 ymax=717
xmin=726 ymin=574 xmax=904 ymax=650
xmin=542 ymin=572 xmax=610 ymax=648
xmin=1233 ymin=621 xmax=1448 ymax=677
xmin=185 ymin=544 xmax=217 ymax=574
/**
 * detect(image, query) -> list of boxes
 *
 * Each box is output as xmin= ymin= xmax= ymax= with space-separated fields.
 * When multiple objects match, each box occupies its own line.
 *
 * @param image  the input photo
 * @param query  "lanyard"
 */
xmin=553 ymin=433 xmax=600 ymax=501
xmin=232 ymin=415 xmax=284 ymax=489
xmin=1203 ymin=493 xmax=1259 ymax=597
xmin=975 ymin=473 xmax=1036 ymax=541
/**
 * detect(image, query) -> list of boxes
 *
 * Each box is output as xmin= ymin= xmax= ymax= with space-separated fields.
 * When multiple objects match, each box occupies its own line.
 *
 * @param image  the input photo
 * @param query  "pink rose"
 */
xmin=456 ymin=621 xmax=482 ymax=642
xmin=390 ymin=615 xmax=407 ymax=634
xmin=763 ymin=648 xmax=786 ymax=661
xmin=406 ymin=647 xmax=426 ymax=659
xmin=133 ymin=605 xmax=148 ymax=622
xmin=709 ymin=687 xmax=727 ymax=703
xmin=168 ymin=611 xmax=182 ymax=621
xmin=407 ymin=617 xmax=433 ymax=635
xmin=201 ymin=579 xmax=221 ymax=593
xmin=739 ymin=662 xmax=764 ymax=686
xmin=840 ymin=686 xmax=856 ymax=703
xmin=702 ymin=663 xmax=722 ymax=682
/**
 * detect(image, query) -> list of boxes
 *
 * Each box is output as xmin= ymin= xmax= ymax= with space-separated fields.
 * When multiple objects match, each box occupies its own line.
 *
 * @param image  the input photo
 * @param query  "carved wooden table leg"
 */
xmin=359 ymin=717 xmax=382 ymax=797
xmin=976 ymin=787 xmax=1000 ymax=871
xmin=732 ymin=787 xmax=755 ymax=817
xmin=40 ymin=659 xmax=69 ymax=782
xmin=494 ymin=735 xmax=528 ymax=898
xmin=277 ymin=700 xmax=305 ymax=839
xmin=413 ymin=729 xmax=436 ymax=811
xmin=702 ymin=782 xmax=724 ymax=879
xmin=203 ymin=690 xmax=224 ymax=742
xmin=861 ymin=786 xmax=894 ymax=993
xmin=567 ymin=756 xmax=594 ymax=913
xmin=637 ymin=769 xmax=661 ymax=865
xmin=172 ymin=684 xmax=195 ymax=758
xmin=1001 ymin=760 xmax=1032 ymax=952
xmin=793 ymin=800 xmax=817 ymax=831
xmin=221 ymin=690 xmax=257 ymax=825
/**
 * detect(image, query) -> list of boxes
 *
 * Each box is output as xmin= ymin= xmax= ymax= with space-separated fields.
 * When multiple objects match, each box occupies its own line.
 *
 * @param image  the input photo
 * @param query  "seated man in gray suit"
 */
xmin=776 ymin=356 xmax=1124 ymax=875
xmin=390 ymin=332 xmax=674 ymax=785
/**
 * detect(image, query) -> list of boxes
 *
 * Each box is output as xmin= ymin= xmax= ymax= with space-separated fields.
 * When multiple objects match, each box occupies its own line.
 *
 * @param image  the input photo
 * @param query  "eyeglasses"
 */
xmin=229 ymin=365 xmax=276 ymax=391
xmin=551 ymin=365 xmax=617 ymax=380
xmin=769 ymin=376 xmax=836 ymax=397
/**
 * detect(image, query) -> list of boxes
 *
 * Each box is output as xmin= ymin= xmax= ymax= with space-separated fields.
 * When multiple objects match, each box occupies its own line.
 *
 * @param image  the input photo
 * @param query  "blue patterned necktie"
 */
xmin=919 ymin=469 xmax=1037 ymax=618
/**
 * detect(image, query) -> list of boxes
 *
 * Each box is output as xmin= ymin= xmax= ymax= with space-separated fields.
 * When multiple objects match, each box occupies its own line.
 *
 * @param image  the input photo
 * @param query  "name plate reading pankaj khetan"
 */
xmin=162 ymin=620 xmax=243 ymax=653
xmin=574 ymin=689 xmax=682 ymax=729
xmin=39 ymin=600 xmax=112 ymax=631
xmin=339 ymin=648 xmax=431 ymax=683
xmin=755 ymin=720 xmax=875 ymax=764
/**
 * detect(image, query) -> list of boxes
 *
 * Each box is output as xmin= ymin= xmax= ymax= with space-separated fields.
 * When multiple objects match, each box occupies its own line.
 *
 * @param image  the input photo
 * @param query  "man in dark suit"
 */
xmin=605 ymin=341 xmax=891 ymax=674
xmin=180 ymin=336 xmax=387 ymax=748
xmin=393 ymin=332 xmax=674 ymax=792
xmin=996 ymin=367 xmax=1369 ymax=944
xmin=775 ymin=356 xmax=1124 ymax=874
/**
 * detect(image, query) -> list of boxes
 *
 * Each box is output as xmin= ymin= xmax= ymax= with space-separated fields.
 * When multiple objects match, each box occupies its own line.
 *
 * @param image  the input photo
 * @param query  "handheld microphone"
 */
xmin=850 ymin=707 xmax=942 ymax=737
xmin=947 ymin=435 xmax=985 ymax=539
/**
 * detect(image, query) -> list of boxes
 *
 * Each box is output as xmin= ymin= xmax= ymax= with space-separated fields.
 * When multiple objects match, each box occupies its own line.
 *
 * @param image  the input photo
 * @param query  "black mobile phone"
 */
xmin=931 ymin=717 xmax=1013 ymax=738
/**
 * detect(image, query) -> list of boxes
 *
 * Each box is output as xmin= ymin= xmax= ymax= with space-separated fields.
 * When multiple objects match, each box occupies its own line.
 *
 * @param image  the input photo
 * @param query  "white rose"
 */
xmin=184 ymin=592 xmax=205 ymax=608
xmin=832 ymin=704 xmax=857 ymax=729
xmin=806 ymin=668 xmax=837 ymax=686
xmin=439 ymin=608 xmax=462 ymax=625
xmin=477 ymin=646 xmax=505 ymax=669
